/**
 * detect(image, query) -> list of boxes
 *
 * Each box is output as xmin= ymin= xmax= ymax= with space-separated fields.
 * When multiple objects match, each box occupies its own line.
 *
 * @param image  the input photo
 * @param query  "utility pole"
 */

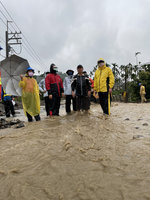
xmin=5 ymin=21 xmax=22 ymax=58
xmin=135 ymin=52 xmax=141 ymax=66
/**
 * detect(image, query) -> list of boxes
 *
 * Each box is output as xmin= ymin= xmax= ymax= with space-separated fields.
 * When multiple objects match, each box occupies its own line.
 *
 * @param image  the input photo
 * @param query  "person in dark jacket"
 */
xmin=1 ymin=87 xmax=15 ymax=118
xmin=71 ymin=65 xmax=91 ymax=111
xmin=45 ymin=63 xmax=64 ymax=116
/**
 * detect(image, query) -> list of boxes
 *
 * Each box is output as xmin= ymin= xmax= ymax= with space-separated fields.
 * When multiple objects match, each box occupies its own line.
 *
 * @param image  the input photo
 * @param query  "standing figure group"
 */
xmin=18 ymin=58 xmax=115 ymax=122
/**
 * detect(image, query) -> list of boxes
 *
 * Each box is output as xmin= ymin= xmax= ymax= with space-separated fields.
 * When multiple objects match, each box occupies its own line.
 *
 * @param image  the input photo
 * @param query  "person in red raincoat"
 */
xmin=45 ymin=64 xmax=64 ymax=116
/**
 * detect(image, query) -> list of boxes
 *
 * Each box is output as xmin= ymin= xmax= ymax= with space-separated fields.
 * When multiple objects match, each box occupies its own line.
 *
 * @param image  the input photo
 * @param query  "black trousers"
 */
xmin=65 ymin=95 xmax=77 ymax=113
xmin=49 ymin=96 xmax=61 ymax=116
xmin=4 ymin=100 xmax=15 ymax=117
xmin=26 ymin=112 xmax=41 ymax=122
xmin=44 ymin=96 xmax=50 ymax=116
xmin=76 ymin=96 xmax=90 ymax=111
xmin=98 ymin=92 xmax=111 ymax=115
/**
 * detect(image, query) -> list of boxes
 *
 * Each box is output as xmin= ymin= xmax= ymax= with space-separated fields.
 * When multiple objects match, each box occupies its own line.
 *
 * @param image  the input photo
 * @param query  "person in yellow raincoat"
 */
xmin=19 ymin=67 xmax=41 ymax=122
xmin=94 ymin=58 xmax=114 ymax=115
xmin=140 ymin=83 xmax=147 ymax=103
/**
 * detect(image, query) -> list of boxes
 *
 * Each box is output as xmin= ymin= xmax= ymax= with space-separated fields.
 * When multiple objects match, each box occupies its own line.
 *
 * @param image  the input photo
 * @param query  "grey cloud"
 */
xmin=1 ymin=0 xmax=150 ymax=74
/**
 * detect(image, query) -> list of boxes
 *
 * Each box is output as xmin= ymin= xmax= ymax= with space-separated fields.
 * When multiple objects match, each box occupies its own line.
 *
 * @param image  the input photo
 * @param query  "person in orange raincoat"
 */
xmin=19 ymin=67 xmax=40 ymax=122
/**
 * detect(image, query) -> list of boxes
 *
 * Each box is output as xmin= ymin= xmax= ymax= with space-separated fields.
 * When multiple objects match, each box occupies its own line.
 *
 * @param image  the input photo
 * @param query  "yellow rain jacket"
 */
xmin=19 ymin=76 xmax=40 ymax=116
xmin=94 ymin=58 xmax=115 ymax=92
xmin=140 ymin=85 xmax=146 ymax=95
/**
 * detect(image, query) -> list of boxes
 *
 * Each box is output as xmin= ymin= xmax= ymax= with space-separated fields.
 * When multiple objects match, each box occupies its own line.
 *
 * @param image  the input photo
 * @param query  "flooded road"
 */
xmin=0 ymin=103 xmax=150 ymax=200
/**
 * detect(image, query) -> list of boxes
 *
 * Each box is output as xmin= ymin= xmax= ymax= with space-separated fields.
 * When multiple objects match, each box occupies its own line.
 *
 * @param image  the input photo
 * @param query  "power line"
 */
xmin=0 ymin=9 xmax=16 ymax=32
xmin=0 ymin=1 xmax=19 ymax=31
xmin=0 ymin=1 xmax=47 ymax=69
xmin=0 ymin=54 xmax=6 ymax=58
xmin=0 ymin=11 xmax=43 ymax=67
xmin=22 ymin=44 xmax=44 ymax=69
xmin=0 ymin=35 xmax=5 ymax=44
xmin=0 ymin=1 xmax=47 ymax=70
xmin=11 ymin=44 xmax=22 ymax=55
xmin=0 ymin=16 xmax=7 ymax=26
xmin=22 ymin=44 xmax=43 ymax=70
xmin=22 ymin=38 xmax=47 ymax=69
xmin=0 ymin=10 xmax=23 ymax=57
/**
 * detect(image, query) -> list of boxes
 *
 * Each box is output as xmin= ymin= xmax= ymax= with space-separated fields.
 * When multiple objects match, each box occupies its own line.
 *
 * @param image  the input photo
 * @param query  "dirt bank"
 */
xmin=0 ymin=103 xmax=150 ymax=200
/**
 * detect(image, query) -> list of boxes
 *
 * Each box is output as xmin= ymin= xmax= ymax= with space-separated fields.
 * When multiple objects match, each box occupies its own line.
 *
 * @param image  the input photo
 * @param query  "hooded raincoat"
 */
xmin=140 ymin=85 xmax=146 ymax=95
xmin=94 ymin=58 xmax=115 ymax=115
xmin=140 ymin=85 xmax=146 ymax=103
xmin=94 ymin=58 xmax=114 ymax=92
xmin=19 ymin=76 xmax=40 ymax=116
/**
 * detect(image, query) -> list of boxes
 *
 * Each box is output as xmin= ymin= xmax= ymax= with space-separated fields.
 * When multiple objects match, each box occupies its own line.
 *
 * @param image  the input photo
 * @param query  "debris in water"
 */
xmin=15 ymin=122 xmax=25 ymax=129
xmin=143 ymin=123 xmax=148 ymax=126
xmin=64 ymin=142 xmax=72 ymax=151
xmin=0 ymin=110 xmax=5 ymax=116
xmin=0 ymin=118 xmax=24 ymax=129
xmin=133 ymin=135 xmax=144 ymax=139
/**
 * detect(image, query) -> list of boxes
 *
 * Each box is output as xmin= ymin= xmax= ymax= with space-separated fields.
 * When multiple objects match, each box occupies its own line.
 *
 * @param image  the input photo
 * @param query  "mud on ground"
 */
xmin=0 ymin=103 xmax=150 ymax=200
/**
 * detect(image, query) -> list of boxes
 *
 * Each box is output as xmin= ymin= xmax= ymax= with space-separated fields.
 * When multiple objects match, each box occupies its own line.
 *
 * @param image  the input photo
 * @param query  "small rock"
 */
xmin=133 ymin=135 xmax=144 ymax=139
xmin=135 ymin=127 xmax=139 ymax=129
xmin=64 ymin=142 xmax=72 ymax=151
xmin=75 ymin=128 xmax=80 ymax=133
xmin=15 ymin=122 xmax=25 ymax=129
xmin=143 ymin=123 xmax=148 ymax=126
xmin=9 ymin=120 xmax=19 ymax=125
xmin=0 ymin=118 xmax=7 ymax=126
xmin=0 ymin=118 xmax=24 ymax=129
xmin=4 ymin=124 xmax=10 ymax=128
xmin=79 ymin=148 xmax=86 ymax=153
xmin=0 ymin=110 xmax=5 ymax=116
xmin=125 ymin=118 xmax=130 ymax=121
xmin=10 ymin=169 xmax=22 ymax=174
xmin=138 ymin=118 xmax=143 ymax=121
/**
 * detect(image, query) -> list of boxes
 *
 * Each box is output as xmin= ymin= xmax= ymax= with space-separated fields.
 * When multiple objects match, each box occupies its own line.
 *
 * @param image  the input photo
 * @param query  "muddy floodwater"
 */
xmin=0 ymin=103 xmax=150 ymax=200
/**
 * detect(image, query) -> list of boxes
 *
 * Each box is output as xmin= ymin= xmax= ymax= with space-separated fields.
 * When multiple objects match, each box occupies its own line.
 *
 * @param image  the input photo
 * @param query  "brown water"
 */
xmin=0 ymin=103 xmax=150 ymax=200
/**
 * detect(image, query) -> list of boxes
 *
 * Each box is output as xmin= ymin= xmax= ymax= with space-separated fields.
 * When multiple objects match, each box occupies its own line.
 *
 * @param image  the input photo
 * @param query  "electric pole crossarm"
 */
xmin=9 ymin=43 xmax=22 ymax=45
xmin=8 ymin=32 xmax=21 ymax=35
xmin=5 ymin=20 xmax=22 ymax=57
xmin=8 ymin=38 xmax=22 ymax=40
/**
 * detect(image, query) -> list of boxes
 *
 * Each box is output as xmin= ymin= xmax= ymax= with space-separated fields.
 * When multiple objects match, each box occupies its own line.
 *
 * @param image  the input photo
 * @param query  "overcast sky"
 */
xmin=0 ymin=0 xmax=150 ymax=74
